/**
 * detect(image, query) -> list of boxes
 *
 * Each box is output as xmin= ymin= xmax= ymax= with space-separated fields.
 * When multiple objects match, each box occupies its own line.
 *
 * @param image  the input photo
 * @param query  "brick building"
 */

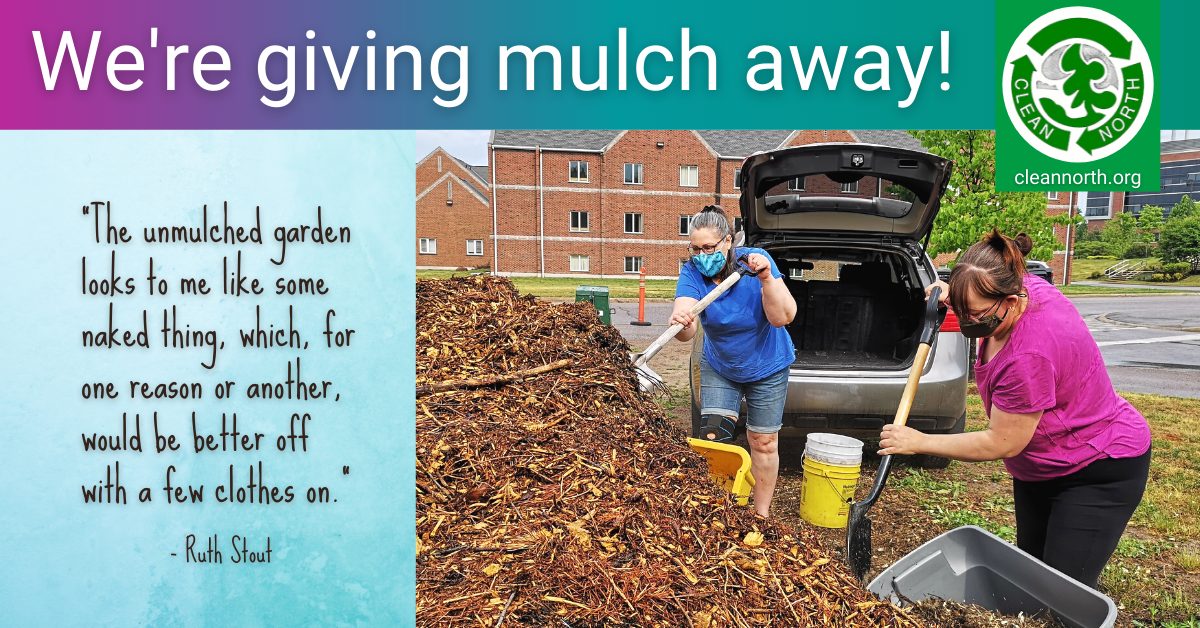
xmin=418 ymin=130 xmax=1200 ymax=283
xmin=415 ymin=147 xmax=491 ymax=270
xmin=1027 ymin=136 xmax=1200 ymax=284
xmin=484 ymin=129 xmax=922 ymax=278
xmin=1081 ymin=136 xmax=1200 ymax=230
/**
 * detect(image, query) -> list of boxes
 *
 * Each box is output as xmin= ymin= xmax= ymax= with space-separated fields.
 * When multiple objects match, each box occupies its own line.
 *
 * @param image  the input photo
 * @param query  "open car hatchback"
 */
xmin=689 ymin=142 xmax=970 ymax=468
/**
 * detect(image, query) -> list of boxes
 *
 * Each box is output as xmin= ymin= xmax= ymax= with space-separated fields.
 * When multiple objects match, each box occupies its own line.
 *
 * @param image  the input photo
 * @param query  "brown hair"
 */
xmin=947 ymin=229 xmax=1034 ymax=318
xmin=690 ymin=204 xmax=736 ymax=282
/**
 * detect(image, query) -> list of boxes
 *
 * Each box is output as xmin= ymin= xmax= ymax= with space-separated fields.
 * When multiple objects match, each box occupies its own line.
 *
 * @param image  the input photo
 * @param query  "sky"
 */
xmin=416 ymin=130 xmax=490 ymax=165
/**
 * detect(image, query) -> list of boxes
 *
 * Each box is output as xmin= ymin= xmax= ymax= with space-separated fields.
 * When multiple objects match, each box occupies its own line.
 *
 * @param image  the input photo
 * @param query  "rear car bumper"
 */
xmin=692 ymin=331 xmax=969 ymax=436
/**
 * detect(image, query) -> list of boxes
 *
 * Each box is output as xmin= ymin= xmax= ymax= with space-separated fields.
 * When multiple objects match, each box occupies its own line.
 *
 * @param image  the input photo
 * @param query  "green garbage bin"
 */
xmin=575 ymin=285 xmax=612 ymax=325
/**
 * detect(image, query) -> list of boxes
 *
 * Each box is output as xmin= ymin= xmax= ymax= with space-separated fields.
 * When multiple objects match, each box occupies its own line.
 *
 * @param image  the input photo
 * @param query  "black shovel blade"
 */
xmin=845 ymin=501 xmax=874 ymax=583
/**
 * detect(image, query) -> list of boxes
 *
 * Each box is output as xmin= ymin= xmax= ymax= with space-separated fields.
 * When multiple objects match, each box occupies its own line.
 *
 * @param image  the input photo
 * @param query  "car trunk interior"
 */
xmin=768 ymin=246 xmax=926 ymax=371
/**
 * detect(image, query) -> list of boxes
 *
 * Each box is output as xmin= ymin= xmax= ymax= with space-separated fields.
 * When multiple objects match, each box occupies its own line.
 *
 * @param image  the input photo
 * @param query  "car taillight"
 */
xmin=940 ymin=309 xmax=960 ymax=333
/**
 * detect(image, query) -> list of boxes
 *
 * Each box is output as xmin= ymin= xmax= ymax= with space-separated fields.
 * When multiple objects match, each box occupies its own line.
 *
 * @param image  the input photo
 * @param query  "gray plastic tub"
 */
xmin=867 ymin=526 xmax=1117 ymax=628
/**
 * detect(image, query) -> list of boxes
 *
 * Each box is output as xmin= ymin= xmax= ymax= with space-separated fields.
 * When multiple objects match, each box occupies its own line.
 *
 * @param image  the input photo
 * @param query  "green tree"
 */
xmin=908 ymin=130 xmax=1075 ymax=262
xmin=1169 ymin=195 xmax=1197 ymax=223
xmin=1136 ymin=206 xmax=1164 ymax=242
xmin=1159 ymin=216 xmax=1200 ymax=264
xmin=1101 ymin=212 xmax=1137 ymax=252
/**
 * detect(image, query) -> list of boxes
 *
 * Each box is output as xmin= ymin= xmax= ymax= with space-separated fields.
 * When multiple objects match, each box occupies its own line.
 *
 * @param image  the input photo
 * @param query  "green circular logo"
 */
xmin=1003 ymin=7 xmax=1153 ymax=163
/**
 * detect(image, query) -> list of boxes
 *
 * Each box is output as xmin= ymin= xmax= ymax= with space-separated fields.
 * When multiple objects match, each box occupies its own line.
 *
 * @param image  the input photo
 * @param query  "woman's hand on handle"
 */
xmin=668 ymin=310 xmax=696 ymax=329
xmin=926 ymin=280 xmax=950 ymax=306
xmin=745 ymin=253 xmax=773 ymax=281
xmin=878 ymin=424 xmax=927 ymax=456
xmin=670 ymin=297 xmax=700 ymax=342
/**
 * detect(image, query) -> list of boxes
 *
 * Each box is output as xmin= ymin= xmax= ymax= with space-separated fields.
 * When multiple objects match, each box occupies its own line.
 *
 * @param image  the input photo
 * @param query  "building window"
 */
xmin=624 ymin=213 xmax=643 ymax=234
xmin=733 ymin=217 xmax=743 ymax=233
xmin=624 ymin=256 xmax=643 ymax=273
xmin=419 ymin=238 xmax=437 ymax=255
xmin=624 ymin=163 xmax=643 ymax=185
xmin=569 ymin=161 xmax=589 ymax=183
xmin=447 ymin=179 xmax=453 ymax=200
xmin=466 ymin=239 xmax=483 ymax=256
xmin=1046 ymin=191 xmax=1058 ymax=200
xmin=679 ymin=215 xmax=691 ymax=235
xmin=841 ymin=181 xmax=859 ymax=194
xmin=789 ymin=267 xmax=804 ymax=279
xmin=570 ymin=210 xmax=589 ymax=232
xmin=733 ymin=168 xmax=742 ymax=190
xmin=1086 ymin=192 xmax=1113 ymax=218
xmin=570 ymin=254 xmax=590 ymax=272
xmin=788 ymin=177 xmax=805 ymax=191
xmin=437 ymin=155 xmax=442 ymax=172
xmin=680 ymin=165 xmax=699 ymax=187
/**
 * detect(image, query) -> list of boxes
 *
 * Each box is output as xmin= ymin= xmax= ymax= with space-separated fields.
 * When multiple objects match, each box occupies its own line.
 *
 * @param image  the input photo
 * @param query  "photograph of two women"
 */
xmin=414 ymin=129 xmax=1200 ymax=627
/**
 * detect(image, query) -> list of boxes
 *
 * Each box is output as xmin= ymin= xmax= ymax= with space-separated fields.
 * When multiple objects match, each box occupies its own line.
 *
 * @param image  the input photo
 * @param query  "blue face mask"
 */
xmin=692 ymin=250 xmax=727 ymax=277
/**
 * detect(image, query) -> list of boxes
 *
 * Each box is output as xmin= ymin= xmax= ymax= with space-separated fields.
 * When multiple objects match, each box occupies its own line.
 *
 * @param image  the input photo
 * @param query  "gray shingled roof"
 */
xmin=490 ymin=129 xmax=926 ymax=155
xmin=1162 ymin=138 xmax=1200 ymax=155
xmin=457 ymin=176 xmax=486 ymax=200
xmin=447 ymin=153 xmax=490 ymax=186
xmin=850 ymin=130 xmax=925 ymax=152
xmin=491 ymin=130 xmax=622 ymax=150
xmin=694 ymin=130 xmax=793 ymax=157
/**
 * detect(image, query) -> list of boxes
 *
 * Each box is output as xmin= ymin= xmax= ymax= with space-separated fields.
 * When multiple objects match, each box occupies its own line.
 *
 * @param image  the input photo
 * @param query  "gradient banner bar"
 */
xmin=1 ymin=0 xmax=1197 ymax=129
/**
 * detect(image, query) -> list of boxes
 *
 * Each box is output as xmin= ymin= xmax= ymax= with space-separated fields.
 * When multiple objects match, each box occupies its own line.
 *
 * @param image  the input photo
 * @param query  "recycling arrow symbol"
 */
xmin=1028 ymin=17 xmax=1134 ymax=59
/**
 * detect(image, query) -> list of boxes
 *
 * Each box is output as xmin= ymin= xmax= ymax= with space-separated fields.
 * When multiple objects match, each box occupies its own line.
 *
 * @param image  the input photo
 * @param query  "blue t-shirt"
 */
xmin=675 ymin=247 xmax=795 ymax=383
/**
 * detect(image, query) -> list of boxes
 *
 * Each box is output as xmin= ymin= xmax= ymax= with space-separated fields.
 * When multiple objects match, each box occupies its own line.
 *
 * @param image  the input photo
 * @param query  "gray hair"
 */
xmin=689 ymin=205 xmax=731 ymax=239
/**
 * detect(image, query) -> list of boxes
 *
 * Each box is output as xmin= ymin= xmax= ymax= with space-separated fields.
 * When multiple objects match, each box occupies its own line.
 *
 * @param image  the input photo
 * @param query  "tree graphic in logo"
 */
xmin=1003 ymin=8 xmax=1152 ymax=162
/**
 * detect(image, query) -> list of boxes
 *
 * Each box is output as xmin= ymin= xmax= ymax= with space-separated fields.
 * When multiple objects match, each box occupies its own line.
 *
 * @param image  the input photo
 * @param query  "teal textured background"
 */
xmin=0 ymin=131 xmax=415 ymax=626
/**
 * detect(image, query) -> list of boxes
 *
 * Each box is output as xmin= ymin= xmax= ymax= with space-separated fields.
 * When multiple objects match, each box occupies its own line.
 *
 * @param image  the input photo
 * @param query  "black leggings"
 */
xmin=1012 ymin=448 xmax=1151 ymax=590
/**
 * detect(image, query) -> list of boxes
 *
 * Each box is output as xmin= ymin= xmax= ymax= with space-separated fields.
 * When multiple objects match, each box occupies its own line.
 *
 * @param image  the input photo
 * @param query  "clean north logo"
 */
xmin=1002 ymin=7 xmax=1153 ymax=163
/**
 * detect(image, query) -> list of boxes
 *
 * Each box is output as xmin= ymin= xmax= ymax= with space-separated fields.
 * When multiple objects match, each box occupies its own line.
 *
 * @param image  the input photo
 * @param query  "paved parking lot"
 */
xmin=614 ymin=295 xmax=1200 ymax=399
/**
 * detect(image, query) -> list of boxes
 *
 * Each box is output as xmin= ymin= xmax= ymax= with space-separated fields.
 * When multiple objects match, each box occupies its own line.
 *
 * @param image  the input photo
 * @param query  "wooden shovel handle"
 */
xmin=892 ymin=343 xmax=931 ymax=428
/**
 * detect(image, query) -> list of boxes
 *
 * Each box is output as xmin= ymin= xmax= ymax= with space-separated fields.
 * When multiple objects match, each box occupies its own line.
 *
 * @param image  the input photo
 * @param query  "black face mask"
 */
xmin=959 ymin=294 xmax=1025 ymax=339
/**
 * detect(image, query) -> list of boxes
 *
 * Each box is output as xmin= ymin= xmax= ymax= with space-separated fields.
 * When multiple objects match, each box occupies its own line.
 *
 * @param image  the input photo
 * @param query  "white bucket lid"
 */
xmin=804 ymin=433 xmax=864 ymax=466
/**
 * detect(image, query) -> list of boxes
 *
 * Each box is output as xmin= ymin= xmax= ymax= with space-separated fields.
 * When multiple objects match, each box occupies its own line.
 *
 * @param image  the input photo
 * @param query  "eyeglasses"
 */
xmin=687 ymin=236 xmax=728 ymax=256
xmin=962 ymin=298 xmax=1005 ymax=324
xmin=962 ymin=292 xmax=1025 ymax=323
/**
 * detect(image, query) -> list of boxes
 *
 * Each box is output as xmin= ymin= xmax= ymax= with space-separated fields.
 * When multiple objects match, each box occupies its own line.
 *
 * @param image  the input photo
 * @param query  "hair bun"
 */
xmin=983 ymin=228 xmax=1008 ymax=251
xmin=1014 ymin=233 xmax=1033 ymax=256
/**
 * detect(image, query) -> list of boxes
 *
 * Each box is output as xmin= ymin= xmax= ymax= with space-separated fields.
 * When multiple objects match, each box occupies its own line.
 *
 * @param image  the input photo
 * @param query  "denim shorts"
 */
xmin=699 ymin=359 xmax=789 ymax=435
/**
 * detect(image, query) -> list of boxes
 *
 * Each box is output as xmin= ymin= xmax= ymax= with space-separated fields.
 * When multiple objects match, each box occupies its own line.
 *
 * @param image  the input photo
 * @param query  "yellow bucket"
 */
xmin=799 ymin=434 xmax=864 ymax=528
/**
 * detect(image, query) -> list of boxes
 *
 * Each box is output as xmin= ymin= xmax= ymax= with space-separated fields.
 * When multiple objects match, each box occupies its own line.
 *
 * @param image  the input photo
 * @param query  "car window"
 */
xmin=783 ymin=260 xmax=851 ymax=282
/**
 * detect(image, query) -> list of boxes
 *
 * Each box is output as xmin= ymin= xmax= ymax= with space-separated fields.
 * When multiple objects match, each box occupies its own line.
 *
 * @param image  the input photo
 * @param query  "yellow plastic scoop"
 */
xmin=687 ymin=438 xmax=756 ymax=506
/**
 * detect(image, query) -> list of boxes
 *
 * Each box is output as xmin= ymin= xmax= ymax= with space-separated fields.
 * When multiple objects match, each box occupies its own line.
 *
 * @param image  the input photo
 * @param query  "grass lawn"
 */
xmin=416 ymin=270 xmax=677 ymax=299
xmin=417 ymin=269 xmax=1191 ymax=299
xmin=1060 ymin=284 xmax=1186 ymax=295
xmin=1070 ymin=257 xmax=1200 ymax=288
xmin=1071 ymin=257 xmax=1155 ymax=282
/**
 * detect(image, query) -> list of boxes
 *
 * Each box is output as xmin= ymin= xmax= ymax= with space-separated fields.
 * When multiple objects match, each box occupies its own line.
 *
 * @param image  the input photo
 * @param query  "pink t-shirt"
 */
xmin=974 ymin=275 xmax=1151 ymax=482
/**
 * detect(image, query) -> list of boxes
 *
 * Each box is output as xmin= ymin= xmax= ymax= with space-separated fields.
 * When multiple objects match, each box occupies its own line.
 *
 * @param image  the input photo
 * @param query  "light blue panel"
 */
xmin=0 ymin=131 xmax=415 ymax=627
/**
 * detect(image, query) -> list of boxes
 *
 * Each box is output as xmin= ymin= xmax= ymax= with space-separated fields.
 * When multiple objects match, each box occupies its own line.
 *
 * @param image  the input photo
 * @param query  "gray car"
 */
xmin=688 ymin=142 xmax=969 ymax=468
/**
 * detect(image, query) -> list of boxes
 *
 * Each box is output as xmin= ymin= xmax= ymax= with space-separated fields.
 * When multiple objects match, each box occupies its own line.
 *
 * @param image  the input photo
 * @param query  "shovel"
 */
xmin=845 ymin=285 xmax=944 ymax=583
xmin=632 ymin=254 xmax=757 ymax=384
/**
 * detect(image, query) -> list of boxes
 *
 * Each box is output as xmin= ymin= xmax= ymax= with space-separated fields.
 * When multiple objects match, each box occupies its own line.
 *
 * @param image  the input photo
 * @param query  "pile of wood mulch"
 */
xmin=908 ymin=598 xmax=1066 ymax=628
xmin=414 ymin=276 xmax=925 ymax=627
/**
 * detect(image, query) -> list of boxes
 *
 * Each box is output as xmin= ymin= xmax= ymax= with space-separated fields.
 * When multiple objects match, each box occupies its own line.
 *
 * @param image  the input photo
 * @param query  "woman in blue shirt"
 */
xmin=670 ymin=205 xmax=797 ymax=517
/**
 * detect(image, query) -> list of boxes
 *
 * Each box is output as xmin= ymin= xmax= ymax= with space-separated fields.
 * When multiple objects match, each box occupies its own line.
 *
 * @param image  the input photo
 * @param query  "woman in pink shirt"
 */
xmin=879 ymin=230 xmax=1151 ymax=590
